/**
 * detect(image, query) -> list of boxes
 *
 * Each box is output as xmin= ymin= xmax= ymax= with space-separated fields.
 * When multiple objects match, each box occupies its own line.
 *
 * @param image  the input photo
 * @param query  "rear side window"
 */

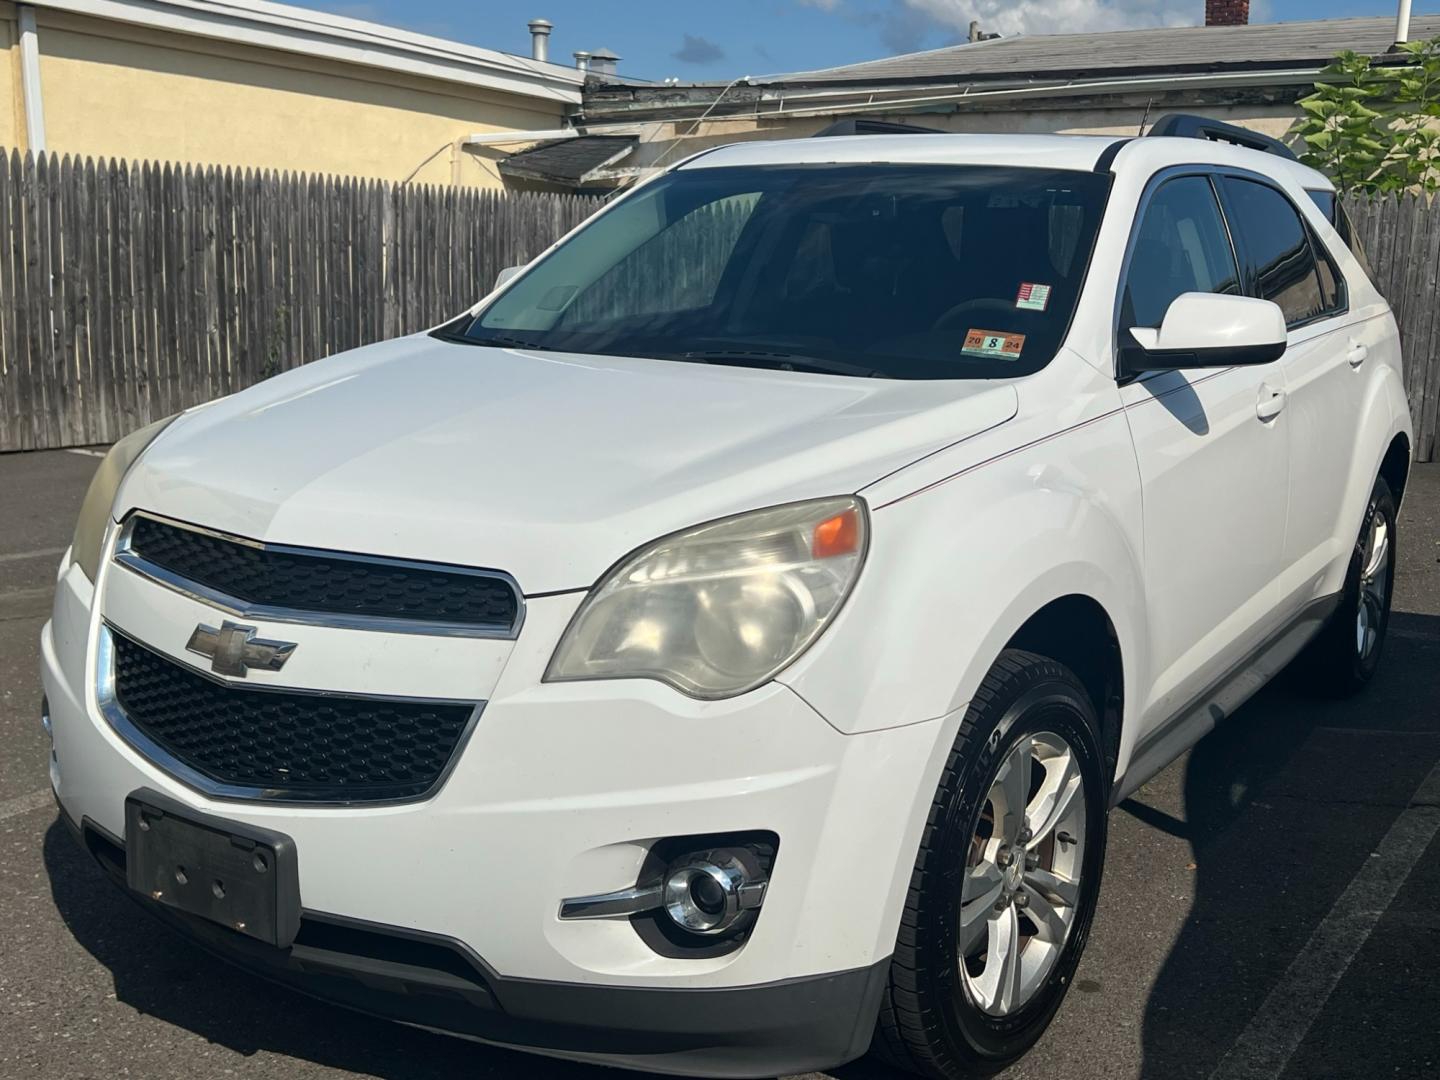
xmin=1121 ymin=175 xmax=1241 ymax=330
xmin=1222 ymin=178 xmax=1339 ymax=328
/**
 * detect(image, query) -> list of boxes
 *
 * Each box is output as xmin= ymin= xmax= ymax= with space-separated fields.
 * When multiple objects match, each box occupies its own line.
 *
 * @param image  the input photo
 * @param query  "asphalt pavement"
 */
xmin=1 ymin=448 xmax=1437 ymax=1080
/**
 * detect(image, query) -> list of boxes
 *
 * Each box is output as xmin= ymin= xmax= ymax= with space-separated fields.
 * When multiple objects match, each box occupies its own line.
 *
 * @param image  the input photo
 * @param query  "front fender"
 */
xmin=777 ymin=407 xmax=1148 ymax=755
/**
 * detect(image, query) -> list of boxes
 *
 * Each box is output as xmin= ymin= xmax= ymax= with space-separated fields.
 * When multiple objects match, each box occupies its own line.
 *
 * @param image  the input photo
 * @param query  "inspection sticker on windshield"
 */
xmin=1016 ymin=282 xmax=1052 ymax=311
xmin=962 ymin=329 xmax=1026 ymax=361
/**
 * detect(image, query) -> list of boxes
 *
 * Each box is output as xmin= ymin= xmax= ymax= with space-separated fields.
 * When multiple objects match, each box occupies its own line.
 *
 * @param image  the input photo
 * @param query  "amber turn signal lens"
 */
xmin=812 ymin=508 xmax=860 ymax=559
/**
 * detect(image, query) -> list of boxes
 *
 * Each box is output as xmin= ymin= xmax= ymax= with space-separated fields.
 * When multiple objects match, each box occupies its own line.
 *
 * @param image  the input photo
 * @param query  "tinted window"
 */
xmin=1121 ymin=176 xmax=1241 ymax=329
xmin=1308 ymin=191 xmax=1374 ymax=283
xmin=1223 ymin=178 xmax=1330 ymax=327
xmin=1335 ymin=202 xmax=1373 ymax=279
xmin=463 ymin=164 xmax=1112 ymax=380
xmin=1314 ymin=235 xmax=1345 ymax=313
xmin=1306 ymin=189 xmax=1336 ymax=224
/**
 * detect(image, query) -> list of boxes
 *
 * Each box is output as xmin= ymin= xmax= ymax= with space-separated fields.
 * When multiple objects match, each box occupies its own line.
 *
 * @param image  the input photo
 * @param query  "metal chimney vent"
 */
xmin=527 ymin=18 xmax=552 ymax=62
xmin=589 ymin=48 xmax=621 ymax=77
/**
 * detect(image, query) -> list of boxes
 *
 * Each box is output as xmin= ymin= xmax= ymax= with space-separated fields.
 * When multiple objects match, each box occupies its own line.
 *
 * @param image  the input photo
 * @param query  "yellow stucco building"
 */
xmin=1 ymin=0 xmax=583 ymax=187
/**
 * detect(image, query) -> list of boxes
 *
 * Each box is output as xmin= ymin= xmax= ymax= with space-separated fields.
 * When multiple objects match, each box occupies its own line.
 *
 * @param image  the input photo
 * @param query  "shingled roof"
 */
xmin=762 ymin=15 xmax=1440 ymax=87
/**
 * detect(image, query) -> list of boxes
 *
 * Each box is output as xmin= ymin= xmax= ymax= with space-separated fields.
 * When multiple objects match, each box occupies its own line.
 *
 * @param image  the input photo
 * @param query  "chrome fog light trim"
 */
xmin=558 ymin=883 xmax=663 ymax=921
xmin=663 ymin=853 xmax=767 ymax=935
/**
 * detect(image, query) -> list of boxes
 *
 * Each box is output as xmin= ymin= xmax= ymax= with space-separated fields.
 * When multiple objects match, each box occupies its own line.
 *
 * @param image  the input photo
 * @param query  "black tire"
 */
xmin=1295 ymin=476 xmax=1397 ymax=698
xmin=873 ymin=649 xmax=1109 ymax=1079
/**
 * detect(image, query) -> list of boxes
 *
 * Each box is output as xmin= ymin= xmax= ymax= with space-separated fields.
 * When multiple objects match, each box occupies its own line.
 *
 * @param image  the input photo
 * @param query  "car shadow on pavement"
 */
xmin=41 ymin=821 xmax=636 ymax=1079
xmin=1136 ymin=610 xmax=1440 ymax=1080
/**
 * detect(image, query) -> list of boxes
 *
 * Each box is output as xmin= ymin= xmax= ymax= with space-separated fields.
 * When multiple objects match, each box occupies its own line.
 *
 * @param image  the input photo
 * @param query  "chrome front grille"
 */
xmin=113 ymin=513 xmax=523 ymax=638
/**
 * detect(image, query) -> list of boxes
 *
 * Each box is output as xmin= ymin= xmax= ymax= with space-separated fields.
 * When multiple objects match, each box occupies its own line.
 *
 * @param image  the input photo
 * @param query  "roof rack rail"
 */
xmin=811 ymin=117 xmax=943 ymax=138
xmin=1145 ymin=113 xmax=1298 ymax=161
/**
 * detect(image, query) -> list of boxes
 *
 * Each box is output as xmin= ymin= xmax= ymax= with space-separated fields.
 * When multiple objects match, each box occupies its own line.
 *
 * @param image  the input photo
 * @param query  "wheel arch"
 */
xmin=1005 ymin=595 xmax=1125 ymax=789
xmin=1322 ymin=364 xmax=1414 ymax=599
xmin=1379 ymin=431 xmax=1411 ymax=506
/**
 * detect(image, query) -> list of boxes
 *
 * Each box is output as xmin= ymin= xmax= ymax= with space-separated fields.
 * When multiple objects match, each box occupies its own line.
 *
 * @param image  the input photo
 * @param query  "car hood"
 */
xmin=117 ymin=335 xmax=1018 ymax=593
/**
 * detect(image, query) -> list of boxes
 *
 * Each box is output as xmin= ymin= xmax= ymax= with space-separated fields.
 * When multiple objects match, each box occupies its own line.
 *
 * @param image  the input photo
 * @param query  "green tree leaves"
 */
xmin=1295 ymin=37 xmax=1440 ymax=196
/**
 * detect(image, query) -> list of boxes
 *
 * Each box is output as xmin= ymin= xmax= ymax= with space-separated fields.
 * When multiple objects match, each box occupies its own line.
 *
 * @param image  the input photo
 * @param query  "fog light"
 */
xmin=663 ymin=851 xmax=766 ymax=935
xmin=559 ymin=843 xmax=770 ymax=932
xmin=40 ymin=695 xmax=52 ymax=738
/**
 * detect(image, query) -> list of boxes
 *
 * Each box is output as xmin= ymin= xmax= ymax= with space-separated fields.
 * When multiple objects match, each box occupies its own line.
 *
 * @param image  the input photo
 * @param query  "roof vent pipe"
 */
xmin=573 ymin=50 xmax=591 ymax=72
xmin=1395 ymin=0 xmax=1413 ymax=45
xmin=527 ymin=18 xmax=553 ymax=62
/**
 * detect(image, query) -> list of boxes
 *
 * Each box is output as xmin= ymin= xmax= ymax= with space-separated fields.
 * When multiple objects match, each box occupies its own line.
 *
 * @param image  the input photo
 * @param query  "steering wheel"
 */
xmin=932 ymin=297 xmax=1028 ymax=335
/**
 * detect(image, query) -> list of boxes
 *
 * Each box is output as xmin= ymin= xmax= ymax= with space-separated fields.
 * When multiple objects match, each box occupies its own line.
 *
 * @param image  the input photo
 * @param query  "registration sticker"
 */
xmin=962 ymin=329 xmax=1026 ymax=361
xmin=1016 ymin=282 xmax=1052 ymax=311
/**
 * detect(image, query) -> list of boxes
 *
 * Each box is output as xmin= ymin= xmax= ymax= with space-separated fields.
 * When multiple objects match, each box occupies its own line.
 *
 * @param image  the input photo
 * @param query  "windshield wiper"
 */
xmin=432 ymin=328 xmax=556 ymax=351
xmin=664 ymin=349 xmax=888 ymax=379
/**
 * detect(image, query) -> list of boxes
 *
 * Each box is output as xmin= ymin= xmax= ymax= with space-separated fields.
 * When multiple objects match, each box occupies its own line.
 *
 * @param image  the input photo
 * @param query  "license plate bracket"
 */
xmin=124 ymin=788 xmax=300 ymax=948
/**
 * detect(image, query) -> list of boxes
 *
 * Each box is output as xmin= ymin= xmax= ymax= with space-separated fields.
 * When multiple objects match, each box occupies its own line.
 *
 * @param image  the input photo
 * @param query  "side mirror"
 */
xmin=1120 ymin=293 xmax=1287 ymax=378
xmin=494 ymin=265 xmax=524 ymax=290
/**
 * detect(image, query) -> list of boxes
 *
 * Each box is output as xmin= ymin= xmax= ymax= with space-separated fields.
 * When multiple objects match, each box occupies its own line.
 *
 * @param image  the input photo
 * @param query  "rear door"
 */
xmin=1217 ymin=175 xmax=1361 ymax=612
xmin=1117 ymin=171 xmax=1291 ymax=730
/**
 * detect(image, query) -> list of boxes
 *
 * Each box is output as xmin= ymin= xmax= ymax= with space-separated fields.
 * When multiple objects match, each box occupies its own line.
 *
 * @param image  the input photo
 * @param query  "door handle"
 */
xmin=1347 ymin=342 xmax=1368 ymax=368
xmin=1256 ymin=384 xmax=1287 ymax=421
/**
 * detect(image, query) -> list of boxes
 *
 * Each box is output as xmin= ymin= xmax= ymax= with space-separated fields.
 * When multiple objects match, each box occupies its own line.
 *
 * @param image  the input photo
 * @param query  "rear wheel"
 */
xmin=874 ymin=650 xmax=1108 ymax=1078
xmin=1297 ymin=476 xmax=1396 ymax=697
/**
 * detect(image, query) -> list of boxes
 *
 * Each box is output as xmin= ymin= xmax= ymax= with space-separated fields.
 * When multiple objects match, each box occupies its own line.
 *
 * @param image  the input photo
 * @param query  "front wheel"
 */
xmin=1296 ymin=475 xmax=1397 ymax=697
xmin=874 ymin=650 xmax=1108 ymax=1078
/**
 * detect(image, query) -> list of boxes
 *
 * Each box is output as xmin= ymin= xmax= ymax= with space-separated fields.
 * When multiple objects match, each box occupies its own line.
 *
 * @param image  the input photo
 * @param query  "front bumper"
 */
xmin=42 ymin=558 xmax=950 ymax=1075
xmin=62 ymin=806 xmax=887 ymax=1078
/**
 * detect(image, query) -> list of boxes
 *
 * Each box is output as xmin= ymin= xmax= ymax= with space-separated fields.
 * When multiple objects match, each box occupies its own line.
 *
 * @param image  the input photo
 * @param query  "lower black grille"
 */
xmin=108 ymin=632 xmax=477 ymax=802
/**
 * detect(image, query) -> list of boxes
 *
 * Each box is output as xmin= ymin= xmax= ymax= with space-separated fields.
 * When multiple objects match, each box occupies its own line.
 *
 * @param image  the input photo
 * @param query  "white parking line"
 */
xmin=0 ymin=546 xmax=66 ymax=564
xmin=0 ymin=788 xmax=52 ymax=822
xmin=1208 ymin=757 xmax=1440 ymax=1080
xmin=65 ymin=448 xmax=105 ymax=458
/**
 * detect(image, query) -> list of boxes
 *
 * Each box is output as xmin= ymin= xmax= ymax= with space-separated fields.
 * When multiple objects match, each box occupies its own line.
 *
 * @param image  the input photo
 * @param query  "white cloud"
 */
xmin=796 ymin=0 xmax=845 ymax=10
xmin=902 ymin=0 xmax=1197 ymax=38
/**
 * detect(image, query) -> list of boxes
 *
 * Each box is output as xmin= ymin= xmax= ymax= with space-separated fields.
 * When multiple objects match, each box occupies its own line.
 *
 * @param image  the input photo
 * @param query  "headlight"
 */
xmin=70 ymin=416 xmax=176 ymax=581
xmin=546 ymin=497 xmax=867 ymax=699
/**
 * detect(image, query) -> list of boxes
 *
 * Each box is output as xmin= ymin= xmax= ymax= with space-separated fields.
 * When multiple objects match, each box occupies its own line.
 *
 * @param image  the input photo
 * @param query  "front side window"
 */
xmin=1222 ymin=178 xmax=1337 ymax=327
xmin=1120 ymin=175 xmax=1241 ymax=330
xmin=457 ymin=164 xmax=1112 ymax=380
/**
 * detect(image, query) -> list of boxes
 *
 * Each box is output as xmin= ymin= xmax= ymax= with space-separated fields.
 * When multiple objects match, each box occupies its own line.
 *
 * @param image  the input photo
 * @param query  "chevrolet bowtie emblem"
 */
xmin=186 ymin=621 xmax=296 ymax=678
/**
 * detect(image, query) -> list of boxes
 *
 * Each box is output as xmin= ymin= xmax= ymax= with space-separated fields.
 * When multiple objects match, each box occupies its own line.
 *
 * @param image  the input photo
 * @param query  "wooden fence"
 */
xmin=0 ymin=151 xmax=598 ymax=452
xmin=0 ymin=150 xmax=1438 ymax=460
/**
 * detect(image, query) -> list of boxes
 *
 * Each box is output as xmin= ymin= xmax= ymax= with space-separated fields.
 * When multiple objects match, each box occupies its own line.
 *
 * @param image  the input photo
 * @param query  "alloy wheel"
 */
xmin=1356 ymin=504 xmax=1391 ymax=662
xmin=958 ymin=730 xmax=1087 ymax=1017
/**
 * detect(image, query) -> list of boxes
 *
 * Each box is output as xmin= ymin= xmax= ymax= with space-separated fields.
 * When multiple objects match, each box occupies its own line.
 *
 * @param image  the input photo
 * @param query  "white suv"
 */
xmin=42 ymin=117 xmax=1412 ymax=1078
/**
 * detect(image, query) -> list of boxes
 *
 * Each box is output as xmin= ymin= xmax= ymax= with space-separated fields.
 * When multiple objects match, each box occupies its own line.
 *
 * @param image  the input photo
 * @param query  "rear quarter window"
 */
xmin=1306 ymin=189 xmax=1375 ymax=283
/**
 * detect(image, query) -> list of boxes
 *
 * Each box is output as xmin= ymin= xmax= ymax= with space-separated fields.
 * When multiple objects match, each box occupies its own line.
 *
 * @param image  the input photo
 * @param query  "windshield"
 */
xmin=455 ymin=163 xmax=1111 ymax=380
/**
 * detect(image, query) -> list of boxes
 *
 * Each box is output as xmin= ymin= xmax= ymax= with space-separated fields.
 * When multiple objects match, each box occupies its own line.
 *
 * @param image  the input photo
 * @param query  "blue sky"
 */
xmin=317 ymin=1 xmax=1420 ymax=81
